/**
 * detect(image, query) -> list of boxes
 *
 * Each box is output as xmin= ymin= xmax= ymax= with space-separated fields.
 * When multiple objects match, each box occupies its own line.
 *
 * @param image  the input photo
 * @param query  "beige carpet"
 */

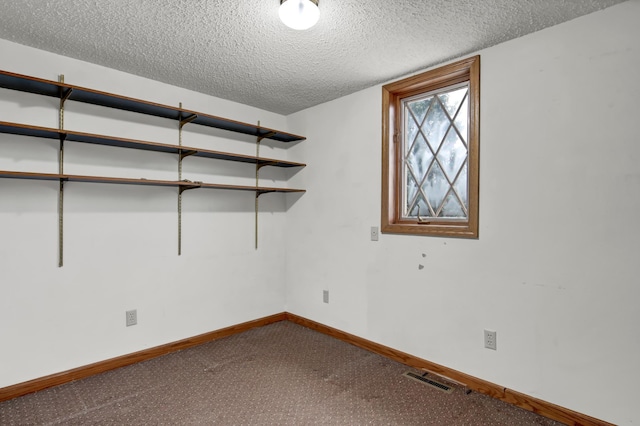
xmin=0 ymin=321 xmax=561 ymax=425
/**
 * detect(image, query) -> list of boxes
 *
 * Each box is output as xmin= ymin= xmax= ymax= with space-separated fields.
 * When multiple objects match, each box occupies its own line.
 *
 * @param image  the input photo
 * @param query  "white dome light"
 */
xmin=279 ymin=0 xmax=320 ymax=31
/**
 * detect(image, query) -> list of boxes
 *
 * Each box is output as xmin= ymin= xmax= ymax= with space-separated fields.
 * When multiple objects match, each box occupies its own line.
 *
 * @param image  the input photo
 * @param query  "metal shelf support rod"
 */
xmin=57 ymin=75 xmax=67 ymax=268
xmin=255 ymin=123 xmax=277 ymax=249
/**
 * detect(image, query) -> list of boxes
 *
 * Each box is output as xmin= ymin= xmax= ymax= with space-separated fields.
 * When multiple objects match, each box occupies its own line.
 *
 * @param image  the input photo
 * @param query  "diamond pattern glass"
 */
xmin=425 ymin=162 xmax=449 ymax=215
xmin=441 ymin=192 xmax=465 ymax=218
xmin=409 ymin=97 xmax=431 ymax=127
xmin=423 ymin=99 xmax=449 ymax=153
xmin=403 ymin=84 xmax=469 ymax=219
xmin=454 ymin=163 xmax=468 ymax=211
xmin=406 ymin=170 xmax=419 ymax=210
xmin=409 ymin=194 xmax=430 ymax=218
xmin=454 ymin=95 xmax=469 ymax=143
xmin=440 ymin=87 xmax=467 ymax=118
xmin=407 ymin=134 xmax=433 ymax=179
xmin=437 ymin=127 xmax=467 ymax=182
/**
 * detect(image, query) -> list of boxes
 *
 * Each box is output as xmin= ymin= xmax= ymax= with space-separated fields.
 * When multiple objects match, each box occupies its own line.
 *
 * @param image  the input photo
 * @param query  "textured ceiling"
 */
xmin=0 ymin=0 xmax=627 ymax=115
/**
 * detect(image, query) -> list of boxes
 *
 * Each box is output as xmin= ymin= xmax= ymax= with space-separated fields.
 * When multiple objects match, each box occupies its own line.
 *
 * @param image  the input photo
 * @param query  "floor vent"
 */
xmin=403 ymin=371 xmax=453 ymax=394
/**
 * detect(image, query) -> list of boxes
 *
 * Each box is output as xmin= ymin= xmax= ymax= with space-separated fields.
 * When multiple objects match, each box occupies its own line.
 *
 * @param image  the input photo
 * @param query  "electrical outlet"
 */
xmin=484 ymin=329 xmax=497 ymax=350
xmin=323 ymin=290 xmax=329 ymax=304
xmin=370 ymin=226 xmax=379 ymax=241
xmin=126 ymin=309 xmax=137 ymax=327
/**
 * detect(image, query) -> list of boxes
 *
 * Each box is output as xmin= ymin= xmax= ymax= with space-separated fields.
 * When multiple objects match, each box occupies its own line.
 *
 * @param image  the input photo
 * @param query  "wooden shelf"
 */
xmin=199 ymin=182 xmax=305 ymax=194
xmin=0 ymin=170 xmax=305 ymax=194
xmin=0 ymin=170 xmax=62 ymax=182
xmin=0 ymin=68 xmax=307 ymax=260
xmin=0 ymin=69 xmax=306 ymax=143
xmin=0 ymin=121 xmax=306 ymax=169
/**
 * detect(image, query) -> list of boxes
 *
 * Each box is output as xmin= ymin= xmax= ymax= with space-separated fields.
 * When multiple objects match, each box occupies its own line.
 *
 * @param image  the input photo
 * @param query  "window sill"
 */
xmin=381 ymin=222 xmax=478 ymax=238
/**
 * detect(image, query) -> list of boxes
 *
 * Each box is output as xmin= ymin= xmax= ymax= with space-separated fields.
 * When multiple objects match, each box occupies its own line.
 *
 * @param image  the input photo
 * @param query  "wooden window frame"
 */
xmin=381 ymin=56 xmax=480 ymax=238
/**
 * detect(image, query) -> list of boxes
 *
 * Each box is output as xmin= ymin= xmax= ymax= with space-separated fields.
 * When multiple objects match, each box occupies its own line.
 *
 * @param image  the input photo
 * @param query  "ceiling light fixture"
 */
xmin=279 ymin=0 xmax=320 ymax=31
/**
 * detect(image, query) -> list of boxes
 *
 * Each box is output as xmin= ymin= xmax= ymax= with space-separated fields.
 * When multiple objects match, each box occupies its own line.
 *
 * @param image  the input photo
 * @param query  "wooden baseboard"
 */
xmin=0 ymin=312 xmax=286 ymax=403
xmin=0 ymin=311 xmax=613 ymax=426
xmin=285 ymin=313 xmax=612 ymax=426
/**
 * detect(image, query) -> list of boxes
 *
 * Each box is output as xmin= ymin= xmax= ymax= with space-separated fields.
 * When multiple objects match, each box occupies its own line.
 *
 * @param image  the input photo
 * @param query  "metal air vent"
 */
xmin=403 ymin=371 xmax=453 ymax=394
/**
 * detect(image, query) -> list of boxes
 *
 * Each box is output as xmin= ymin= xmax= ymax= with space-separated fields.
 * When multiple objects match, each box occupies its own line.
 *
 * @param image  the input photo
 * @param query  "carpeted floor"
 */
xmin=0 ymin=321 xmax=561 ymax=425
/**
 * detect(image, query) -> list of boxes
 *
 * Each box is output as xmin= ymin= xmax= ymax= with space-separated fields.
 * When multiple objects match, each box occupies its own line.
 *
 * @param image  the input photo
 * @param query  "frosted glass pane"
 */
xmin=440 ymin=192 xmax=466 ymax=218
xmin=453 ymin=96 xmax=469 ymax=143
xmin=423 ymin=162 xmax=449 ymax=212
xmin=437 ymin=128 xmax=467 ymax=181
xmin=406 ymin=170 xmax=418 ymax=210
xmin=439 ymin=87 xmax=467 ymax=118
xmin=403 ymin=83 xmax=472 ymax=221
xmin=405 ymin=113 xmax=420 ymax=156
xmin=406 ymin=133 xmax=433 ymax=179
xmin=423 ymin=100 xmax=449 ymax=152
xmin=408 ymin=97 xmax=432 ymax=127
xmin=453 ymin=163 xmax=468 ymax=209
xmin=409 ymin=194 xmax=432 ymax=218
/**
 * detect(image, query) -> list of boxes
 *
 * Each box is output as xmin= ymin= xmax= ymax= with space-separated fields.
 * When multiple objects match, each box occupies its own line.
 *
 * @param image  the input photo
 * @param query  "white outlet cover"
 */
xmin=484 ymin=329 xmax=497 ymax=350
xmin=371 ymin=226 xmax=379 ymax=241
xmin=126 ymin=310 xmax=137 ymax=327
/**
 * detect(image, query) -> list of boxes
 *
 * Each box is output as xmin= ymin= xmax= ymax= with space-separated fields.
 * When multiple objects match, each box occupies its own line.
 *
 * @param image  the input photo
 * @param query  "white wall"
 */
xmin=285 ymin=2 xmax=640 ymax=425
xmin=0 ymin=39 xmax=295 ymax=387
xmin=2 ymin=2 xmax=639 ymax=424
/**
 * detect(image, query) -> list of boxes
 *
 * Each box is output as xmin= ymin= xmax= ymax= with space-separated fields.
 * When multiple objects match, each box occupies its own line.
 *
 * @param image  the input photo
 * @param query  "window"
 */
xmin=382 ymin=56 xmax=480 ymax=238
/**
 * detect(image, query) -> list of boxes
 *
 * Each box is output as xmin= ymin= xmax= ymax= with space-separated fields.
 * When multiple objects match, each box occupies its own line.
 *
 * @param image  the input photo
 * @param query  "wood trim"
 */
xmin=381 ymin=85 xmax=393 ymax=231
xmin=382 ymin=56 xmax=479 ymax=95
xmin=285 ymin=313 xmax=613 ymax=426
xmin=284 ymin=313 xmax=503 ymax=399
xmin=0 ymin=311 xmax=614 ymax=425
xmin=0 ymin=313 xmax=286 ymax=403
xmin=467 ymin=56 xmax=481 ymax=236
xmin=381 ymin=55 xmax=480 ymax=239
xmin=503 ymin=388 xmax=613 ymax=426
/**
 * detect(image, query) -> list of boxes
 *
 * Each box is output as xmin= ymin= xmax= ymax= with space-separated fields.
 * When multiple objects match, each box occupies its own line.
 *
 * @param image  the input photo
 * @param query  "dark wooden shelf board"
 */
xmin=198 ymin=182 xmax=306 ymax=194
xmin=258 ymin=159 xmax=306 ymax=168
xmin=0 ymin=121 xmax=306 ymax=168
xmin=0 ymin=71 xmax=61 ymax=98
xmin=65 ymin=174 xmax=187 ymax=188
xmin=192 ymin=148 xmax=305 ymax=168
xmin=0 ymin=170 xmax=62 ymax=182
xmin=0 ymin=122 xmax=61 ymax=140
xmin=187 ymin=111 xmax=304 ymax=143
xmin=0 ymin=69 xmax=306 ymax=143
xmin=65 ymin=131 xmax=181 ymax=154
xmin=0 ymin=171 xmax=185 ymax=188
xmin=68 ymin=88 xmax=182 ymax=121
xmin=0 ymin=121 xmax=181 ymax=154
xmin=0 ymin=170 xmax=305 ymax=194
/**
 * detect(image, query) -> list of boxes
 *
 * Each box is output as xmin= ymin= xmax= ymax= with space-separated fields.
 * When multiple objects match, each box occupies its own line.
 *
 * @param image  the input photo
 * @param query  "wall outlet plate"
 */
xmin=126 ymin=309 xmax=137 ymax=327
xmin=484 ymin=329 xmax=497 ymax=350
xmin=323 ymin=290 xmax=329 ymax=304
